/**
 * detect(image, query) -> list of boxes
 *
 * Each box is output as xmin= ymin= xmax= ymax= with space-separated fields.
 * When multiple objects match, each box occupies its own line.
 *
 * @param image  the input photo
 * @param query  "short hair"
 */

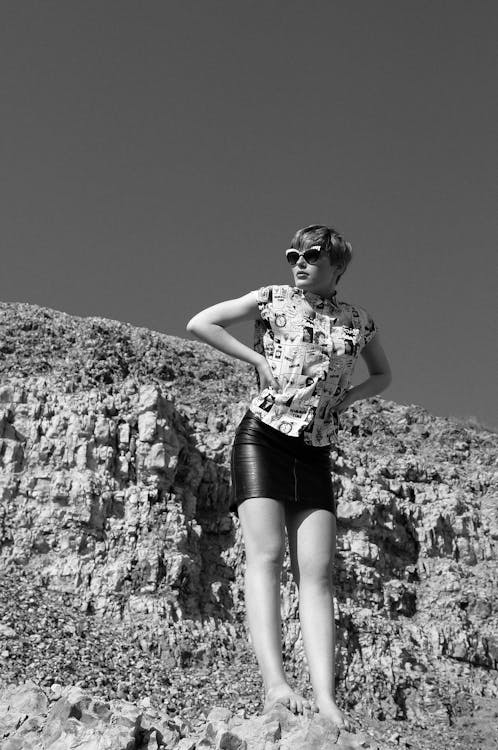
xmin=290 ymin=224 xmax=353 ymax=280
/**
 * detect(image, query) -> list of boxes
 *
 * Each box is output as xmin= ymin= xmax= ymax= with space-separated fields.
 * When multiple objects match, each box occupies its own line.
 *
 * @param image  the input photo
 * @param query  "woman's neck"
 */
xmin=305 ymin=284 xmax=338 ymax=300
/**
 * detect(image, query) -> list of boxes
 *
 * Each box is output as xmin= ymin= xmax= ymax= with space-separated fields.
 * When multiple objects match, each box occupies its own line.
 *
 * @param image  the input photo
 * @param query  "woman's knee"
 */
xmin=288 ymin=507 xmax=336 ymax=583
xmin=297 ymin=554 xmax=333 ymax=583
xmin=244 ymin=534 xmax=285 ymax=568
xmin=238 ymin=497 xmax=286 ymax=566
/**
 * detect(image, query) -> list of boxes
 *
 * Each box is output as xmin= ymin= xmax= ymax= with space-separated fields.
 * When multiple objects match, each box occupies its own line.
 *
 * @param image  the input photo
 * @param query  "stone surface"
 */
xmin=0 ymin=301 xmax=497 ymax=748
xmin=0 ymin=682 xmax=395 ymax=749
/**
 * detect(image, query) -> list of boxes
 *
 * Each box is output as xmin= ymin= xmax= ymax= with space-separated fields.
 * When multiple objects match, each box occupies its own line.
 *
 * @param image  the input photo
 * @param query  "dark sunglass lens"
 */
xmin=304 ymin=249 xmax=321 ymax=263
xmin=286 ymin=251 xmax=300 ymax=265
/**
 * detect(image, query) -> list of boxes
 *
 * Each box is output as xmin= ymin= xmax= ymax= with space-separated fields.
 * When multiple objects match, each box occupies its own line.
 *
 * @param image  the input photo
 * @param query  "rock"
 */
xmin=0 ymin=682 xmax=187 ymax=748
xmin=176 ymin=740 xmax=197 ymax=750
xmin=0 ymin=623 xmax=16 ymax=637
xmin=0 ymin=680 xmax=48 ymax=735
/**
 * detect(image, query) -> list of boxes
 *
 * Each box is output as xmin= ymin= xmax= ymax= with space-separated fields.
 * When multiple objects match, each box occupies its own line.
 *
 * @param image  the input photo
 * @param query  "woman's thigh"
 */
xmin=238 ymin=497 xmax=286 ymax=565
xmin=285 ymin=507 xmax=336 ymax=581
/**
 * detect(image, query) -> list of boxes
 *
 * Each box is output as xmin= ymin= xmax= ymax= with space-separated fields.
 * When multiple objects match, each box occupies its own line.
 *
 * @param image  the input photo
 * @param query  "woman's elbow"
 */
xmin=186 ymin=314 xmax=216 ymax=337
xmin=382 ymin=368 xmax=393 ymax=390
xmin=371 ymin=367 xmax=392 ymax=392
xmin=186 ymin=313 xmax=204 ymax=334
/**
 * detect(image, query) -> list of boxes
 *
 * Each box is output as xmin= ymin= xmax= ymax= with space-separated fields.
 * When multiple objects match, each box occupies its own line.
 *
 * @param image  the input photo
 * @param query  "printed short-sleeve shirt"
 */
xmin=249 ymin=285 xmax=377 ymax=446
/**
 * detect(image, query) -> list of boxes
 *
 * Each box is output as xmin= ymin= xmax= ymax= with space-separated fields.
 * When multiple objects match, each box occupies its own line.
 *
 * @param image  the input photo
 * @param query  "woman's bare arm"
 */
xmin=337 ymin=334 xmax=392 ymax=412
xmin=186 ymin=291 xmax=280 ymax=390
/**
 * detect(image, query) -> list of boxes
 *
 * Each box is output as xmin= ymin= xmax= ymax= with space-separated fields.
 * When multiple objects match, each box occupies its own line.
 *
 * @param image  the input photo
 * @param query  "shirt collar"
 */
xmin=302 ymin=289 xmax=339 ymax=308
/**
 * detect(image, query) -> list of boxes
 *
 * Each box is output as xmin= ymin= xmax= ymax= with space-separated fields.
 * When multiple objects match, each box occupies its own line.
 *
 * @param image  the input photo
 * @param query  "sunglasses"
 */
xmin=285 ymin=245 xmax=325 ymax=266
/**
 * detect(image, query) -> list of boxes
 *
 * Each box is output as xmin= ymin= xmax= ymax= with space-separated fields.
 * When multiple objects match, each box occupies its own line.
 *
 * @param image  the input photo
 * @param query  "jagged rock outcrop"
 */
xmin=1 ymin=301 xmax=497 ymax=744
xmin=0 ymin=377 xmax=238 ymax=623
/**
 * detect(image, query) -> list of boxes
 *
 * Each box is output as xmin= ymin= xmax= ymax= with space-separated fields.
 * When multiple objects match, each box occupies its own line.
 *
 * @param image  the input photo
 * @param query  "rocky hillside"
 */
xmin=0 ymin=301 xmax=497 ymax=749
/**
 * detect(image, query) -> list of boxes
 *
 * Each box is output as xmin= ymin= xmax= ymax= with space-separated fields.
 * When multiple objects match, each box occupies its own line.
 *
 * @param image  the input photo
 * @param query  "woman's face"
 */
xmin=288 ymin=245 xmax=342 ymax=297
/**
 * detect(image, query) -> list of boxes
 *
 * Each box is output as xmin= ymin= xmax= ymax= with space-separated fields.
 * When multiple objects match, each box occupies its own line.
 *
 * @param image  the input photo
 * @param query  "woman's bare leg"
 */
xmin=286 ymin=507 xmax=350 ymax=729
xmin=238 ymin=497 xmax=310 ymax=714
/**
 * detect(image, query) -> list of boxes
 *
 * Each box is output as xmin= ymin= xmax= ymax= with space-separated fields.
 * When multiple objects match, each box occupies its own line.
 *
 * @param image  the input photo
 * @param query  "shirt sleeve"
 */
xmin=255 ymin=285 xmax=274 ymax=322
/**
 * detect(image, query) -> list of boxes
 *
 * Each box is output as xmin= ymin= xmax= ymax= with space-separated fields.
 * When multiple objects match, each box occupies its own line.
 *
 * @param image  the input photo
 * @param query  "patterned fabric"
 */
xmin=249 ymin=285 xmax=377 ymax=446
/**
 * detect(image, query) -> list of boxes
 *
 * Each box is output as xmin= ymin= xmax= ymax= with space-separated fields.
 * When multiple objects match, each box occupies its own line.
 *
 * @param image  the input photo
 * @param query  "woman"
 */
xmin=186 ymin=224 xmax=392 ymax=729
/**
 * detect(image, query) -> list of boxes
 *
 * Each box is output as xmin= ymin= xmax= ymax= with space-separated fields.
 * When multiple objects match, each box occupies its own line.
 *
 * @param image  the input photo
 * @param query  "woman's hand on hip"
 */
xmin=256 ymin=357 xmax=280 ymax=391
xmin=335 ymin=387 xmax=357 ymax=414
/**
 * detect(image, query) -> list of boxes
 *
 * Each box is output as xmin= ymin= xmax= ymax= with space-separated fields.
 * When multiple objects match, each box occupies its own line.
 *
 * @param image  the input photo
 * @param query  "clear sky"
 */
xmin=1 ymin=1 xmax=496 ymax=426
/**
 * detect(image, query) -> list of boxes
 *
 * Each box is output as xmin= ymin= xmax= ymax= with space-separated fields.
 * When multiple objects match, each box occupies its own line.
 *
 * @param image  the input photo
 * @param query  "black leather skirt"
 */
xmin=230 ymin=410 xmax=335 ymax=516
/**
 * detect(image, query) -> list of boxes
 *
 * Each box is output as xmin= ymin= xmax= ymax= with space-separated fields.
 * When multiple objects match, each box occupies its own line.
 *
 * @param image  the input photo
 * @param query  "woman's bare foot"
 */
xmin=315 ymin=696 xmax=352 ymax=731
xmin=263 ymin=683 xmax=312 ymax=715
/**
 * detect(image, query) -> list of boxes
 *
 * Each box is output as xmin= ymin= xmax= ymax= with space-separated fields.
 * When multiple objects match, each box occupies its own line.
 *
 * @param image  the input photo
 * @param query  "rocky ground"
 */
xmin=1 ymin=301 xmax=497 ymax=749
xmin=1 ymin=566 xmax=498 ymax=749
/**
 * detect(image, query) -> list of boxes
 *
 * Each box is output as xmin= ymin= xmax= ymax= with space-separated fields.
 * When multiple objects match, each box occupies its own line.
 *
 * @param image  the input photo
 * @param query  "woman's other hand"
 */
xmin=335 ymin=334 xmax=392 ymax=414
xmin=335 ymin=387 xmax=357 ymax=414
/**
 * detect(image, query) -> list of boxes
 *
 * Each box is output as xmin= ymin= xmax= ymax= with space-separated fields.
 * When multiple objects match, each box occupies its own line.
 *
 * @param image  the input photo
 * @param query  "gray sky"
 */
xmin=2 ymin=1 xmax=496 ymax=426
